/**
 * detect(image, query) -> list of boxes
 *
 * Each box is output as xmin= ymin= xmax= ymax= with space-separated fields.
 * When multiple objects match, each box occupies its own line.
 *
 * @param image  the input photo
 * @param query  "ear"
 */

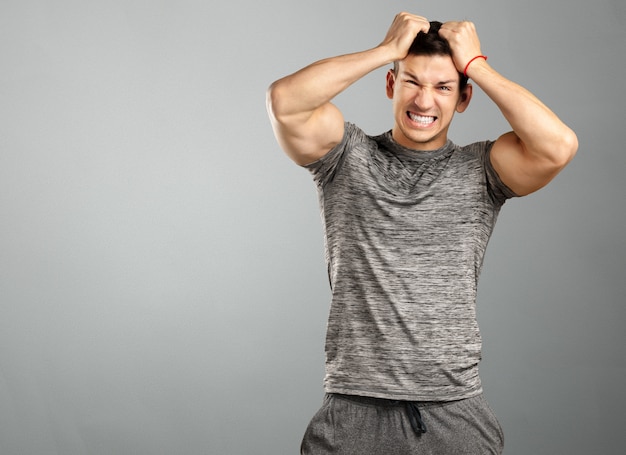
xmin=456 ymin=83 xmax=473 ymax=113
xmin=386 ymin=69 xmax=396 ymax=99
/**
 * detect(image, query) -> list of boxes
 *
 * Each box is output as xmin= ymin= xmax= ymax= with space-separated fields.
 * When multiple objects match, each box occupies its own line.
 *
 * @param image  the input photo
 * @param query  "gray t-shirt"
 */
xmin=305 ymin=123 xmax=517 ymax=402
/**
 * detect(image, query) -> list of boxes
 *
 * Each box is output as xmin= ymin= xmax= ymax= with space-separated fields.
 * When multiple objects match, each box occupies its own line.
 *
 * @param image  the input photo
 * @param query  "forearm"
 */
xmin=467 ymin=60 xmax=577 ymax=165
xmin=268 ymin=46 xmax=393 ymax=122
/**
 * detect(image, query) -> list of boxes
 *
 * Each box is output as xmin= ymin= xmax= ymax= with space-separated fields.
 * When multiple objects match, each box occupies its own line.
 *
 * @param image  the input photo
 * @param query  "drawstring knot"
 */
xmin=405 ymin=402 xmax=427 ymax=435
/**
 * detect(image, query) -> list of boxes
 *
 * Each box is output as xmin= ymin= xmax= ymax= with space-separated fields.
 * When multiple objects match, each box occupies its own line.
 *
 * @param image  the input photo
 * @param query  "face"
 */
xmin=386 ymin=54 xmax=472 ymax=151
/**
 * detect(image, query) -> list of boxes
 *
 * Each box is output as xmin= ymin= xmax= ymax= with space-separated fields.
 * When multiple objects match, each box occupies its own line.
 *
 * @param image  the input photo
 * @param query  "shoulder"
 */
xmin=305 ymin=122 xmax=377 ymax=170
xmin=457 ymin=140 xmax=494 ymax=159
xmin=455 ymin=140 xmax=518 ymax=202
xmin=304 ymin=122 xmax=377 ymax=186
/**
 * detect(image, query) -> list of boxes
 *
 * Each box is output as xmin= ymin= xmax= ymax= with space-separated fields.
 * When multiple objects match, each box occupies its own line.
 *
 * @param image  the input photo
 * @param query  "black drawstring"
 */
xmin=405 ymin=402 xmax=427 ymax=435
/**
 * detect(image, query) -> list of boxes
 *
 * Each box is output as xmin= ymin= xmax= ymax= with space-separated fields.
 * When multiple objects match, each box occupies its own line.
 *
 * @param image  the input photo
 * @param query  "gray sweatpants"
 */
xmin=301 ymin=393 xmax=504 ymax=455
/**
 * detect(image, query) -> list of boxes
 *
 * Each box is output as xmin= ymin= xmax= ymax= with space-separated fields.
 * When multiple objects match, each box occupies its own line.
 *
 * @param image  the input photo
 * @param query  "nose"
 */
xmin=413 ymin=87 xmax=435 ymax=110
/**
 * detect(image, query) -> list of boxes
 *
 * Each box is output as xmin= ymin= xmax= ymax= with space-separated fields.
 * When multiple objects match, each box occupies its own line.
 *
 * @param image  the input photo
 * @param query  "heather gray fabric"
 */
xmin=305 ymin=123 xmax=516 ymax=402
xmin=301 ymin=393 xmax=504 ymax=454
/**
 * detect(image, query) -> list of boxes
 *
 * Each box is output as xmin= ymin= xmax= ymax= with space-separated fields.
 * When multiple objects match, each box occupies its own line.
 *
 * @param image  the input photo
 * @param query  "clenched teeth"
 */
xmin=408 ymin=112 xmax=436 ymax=124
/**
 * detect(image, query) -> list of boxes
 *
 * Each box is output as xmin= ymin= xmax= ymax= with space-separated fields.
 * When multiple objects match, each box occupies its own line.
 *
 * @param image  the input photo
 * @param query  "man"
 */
xmin=266 ymin=12 xmax=577 ymax=455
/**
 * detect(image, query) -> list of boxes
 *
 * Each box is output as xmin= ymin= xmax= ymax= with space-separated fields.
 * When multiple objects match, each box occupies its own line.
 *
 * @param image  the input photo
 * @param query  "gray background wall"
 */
xmin=1 ymin=0 xmax=624 ymax=453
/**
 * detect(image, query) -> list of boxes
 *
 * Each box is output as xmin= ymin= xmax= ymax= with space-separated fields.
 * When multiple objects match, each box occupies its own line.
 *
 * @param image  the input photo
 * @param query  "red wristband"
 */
xmin=463 ymin=55 xmax=488 ymax=78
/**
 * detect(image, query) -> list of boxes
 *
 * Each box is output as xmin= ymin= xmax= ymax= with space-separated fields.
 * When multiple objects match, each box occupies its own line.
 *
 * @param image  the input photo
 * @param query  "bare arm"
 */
xmin=266 ymin=13 xmax=430 ymax=166
xmin=440 ymin=22 xmax=578 ymax=196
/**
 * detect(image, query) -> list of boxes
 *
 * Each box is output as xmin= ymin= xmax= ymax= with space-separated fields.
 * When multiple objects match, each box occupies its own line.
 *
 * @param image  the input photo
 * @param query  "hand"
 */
xmin=438 ymin=21 xmax=483 ymax=74
xmin=379 ymin=12 xmax=431 ymax=62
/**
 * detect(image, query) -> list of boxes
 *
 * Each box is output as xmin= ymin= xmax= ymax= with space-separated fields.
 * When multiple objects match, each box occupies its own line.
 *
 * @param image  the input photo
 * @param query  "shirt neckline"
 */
xmin=379 ymin=130 xmax=455 ymax=162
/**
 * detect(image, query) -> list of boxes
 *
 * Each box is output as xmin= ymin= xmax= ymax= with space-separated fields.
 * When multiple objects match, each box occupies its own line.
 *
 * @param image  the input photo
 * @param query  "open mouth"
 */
xmin=407 ymin=112 xmax=437 ymax=127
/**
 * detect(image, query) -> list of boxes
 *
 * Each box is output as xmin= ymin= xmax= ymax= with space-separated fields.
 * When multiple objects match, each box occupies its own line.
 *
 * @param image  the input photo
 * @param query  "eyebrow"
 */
xmin=401 ymin=71 xmax=458 ymax=86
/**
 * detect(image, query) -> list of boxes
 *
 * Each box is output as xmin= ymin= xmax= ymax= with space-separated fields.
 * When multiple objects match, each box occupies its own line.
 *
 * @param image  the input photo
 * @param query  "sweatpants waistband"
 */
xmin=330 ymin=393 xmax=428 ymax=434
xmin=329 ymin=393 xmax=458 ymax=408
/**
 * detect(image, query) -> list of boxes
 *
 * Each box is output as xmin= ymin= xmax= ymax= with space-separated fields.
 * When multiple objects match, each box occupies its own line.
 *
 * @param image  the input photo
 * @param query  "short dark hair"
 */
xmin=393 ymin=21 xmax=469 ymax=90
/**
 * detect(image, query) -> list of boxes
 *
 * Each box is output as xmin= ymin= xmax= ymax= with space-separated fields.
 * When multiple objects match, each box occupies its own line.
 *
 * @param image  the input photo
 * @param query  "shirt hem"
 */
xmin=324 ymin=384 xmax=484 ymax=403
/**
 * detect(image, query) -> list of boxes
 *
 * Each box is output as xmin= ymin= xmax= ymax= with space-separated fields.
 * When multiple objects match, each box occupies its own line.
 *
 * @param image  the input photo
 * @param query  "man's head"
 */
xmin=386 ymin=21 xmax=472 ymax=151
xmin=393 ymin=21 xmax=469 ymax=90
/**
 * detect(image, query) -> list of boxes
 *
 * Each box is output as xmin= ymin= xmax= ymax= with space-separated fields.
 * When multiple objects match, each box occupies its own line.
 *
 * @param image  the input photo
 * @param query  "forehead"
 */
xmin=397 ymin=54 xmax=460 ymax=84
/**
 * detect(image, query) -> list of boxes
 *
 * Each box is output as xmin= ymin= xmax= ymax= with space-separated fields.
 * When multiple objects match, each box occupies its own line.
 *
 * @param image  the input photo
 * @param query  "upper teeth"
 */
xmin=409 ymin=113 xmax=435 ymax=124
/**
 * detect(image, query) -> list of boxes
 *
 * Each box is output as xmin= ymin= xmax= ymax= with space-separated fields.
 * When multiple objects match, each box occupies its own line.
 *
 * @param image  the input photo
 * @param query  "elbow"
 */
xmin=538 ymin=127 xmax=578 ymax=171
xmin=555 ymin=127 xmax=578 ymax=168
xmin=266 ymin=80 xmax=291 ymax=124
xmin=266 ymin=81 xmax=280 ymax=122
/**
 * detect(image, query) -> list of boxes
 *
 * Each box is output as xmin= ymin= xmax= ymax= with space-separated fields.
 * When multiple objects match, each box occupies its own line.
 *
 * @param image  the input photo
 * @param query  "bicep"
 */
xmin=490 ymin=131 xmax=564 ymax=196
xmin=269 ymin=102 xmax=345 ymax=167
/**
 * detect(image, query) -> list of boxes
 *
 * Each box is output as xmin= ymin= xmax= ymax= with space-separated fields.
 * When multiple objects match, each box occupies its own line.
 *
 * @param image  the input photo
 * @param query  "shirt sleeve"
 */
xmin=483 ymin=140 xmax=519 ymax=205
xmin=304 ymin=122 xmax=364 ymax=188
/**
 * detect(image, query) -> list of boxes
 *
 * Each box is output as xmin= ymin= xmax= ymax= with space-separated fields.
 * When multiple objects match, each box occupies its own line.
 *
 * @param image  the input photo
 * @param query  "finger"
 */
xmin=399 ymin=12 xmax=428 ymax=22
xmin=439 ymin=22 xmax=460 ymax=35
xmin=397 ymin=12 xmax=430 ymax=31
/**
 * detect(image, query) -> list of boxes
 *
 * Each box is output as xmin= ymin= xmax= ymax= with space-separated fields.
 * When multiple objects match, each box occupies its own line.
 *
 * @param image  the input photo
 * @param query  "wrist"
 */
xmin=463 ymin=55 xmax=488 ymax=78
xmin=374 ymin=42 xmax=407 ymax=67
